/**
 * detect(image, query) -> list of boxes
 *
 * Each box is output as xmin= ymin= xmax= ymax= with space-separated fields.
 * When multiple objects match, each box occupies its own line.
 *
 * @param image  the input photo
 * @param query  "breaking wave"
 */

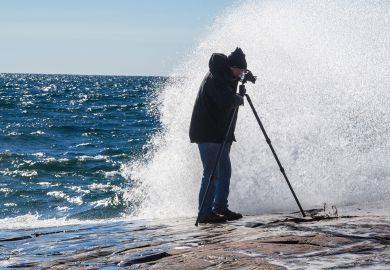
xmin=122 ymin=0 xmax=390 ymax=218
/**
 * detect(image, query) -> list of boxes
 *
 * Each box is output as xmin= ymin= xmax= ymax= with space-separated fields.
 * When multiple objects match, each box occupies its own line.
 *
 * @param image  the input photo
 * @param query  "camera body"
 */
xmin=239 ymin=70 xmax=256 ymax=96
xmin=241 ymin=70 xmax=256 ymax=84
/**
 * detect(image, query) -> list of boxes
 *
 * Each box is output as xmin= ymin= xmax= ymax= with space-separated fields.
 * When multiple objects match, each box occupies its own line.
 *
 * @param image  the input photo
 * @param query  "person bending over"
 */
xmin=189 ymin=47 xmax=247 ymax=223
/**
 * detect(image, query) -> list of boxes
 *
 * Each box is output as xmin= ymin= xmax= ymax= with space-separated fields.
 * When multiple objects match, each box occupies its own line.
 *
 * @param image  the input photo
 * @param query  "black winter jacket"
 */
xmin=189 ymin=53 xmax=239 ymax=143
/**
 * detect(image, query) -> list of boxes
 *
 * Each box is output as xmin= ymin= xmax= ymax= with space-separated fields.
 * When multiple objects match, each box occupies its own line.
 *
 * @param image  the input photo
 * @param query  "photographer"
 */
xmin=189 ymin=48 xmax=247 ymax=223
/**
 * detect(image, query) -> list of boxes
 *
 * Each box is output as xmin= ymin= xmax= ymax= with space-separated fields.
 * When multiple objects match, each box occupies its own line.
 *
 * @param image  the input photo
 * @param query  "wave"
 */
xmin=122 ymin=0 xmax=390 ymax=219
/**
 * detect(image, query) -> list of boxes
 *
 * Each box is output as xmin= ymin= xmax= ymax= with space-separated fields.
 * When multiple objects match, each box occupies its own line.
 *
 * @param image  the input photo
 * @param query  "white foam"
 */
xmin=91 ymin=194 xmax=121 ymax=208
xmin=37 ymin=182 xmax=60 ymax=187
xmin=68 ymin=186 xmax=91 ymax=194
xmin=77 ymin=155 xmax=110 ymax=161
xmin=30 ymin=130 xmax=45 ymax=135
xmin=20 ymin=170 xmax=38 ymax=177
xmin=33 ymin=152 xmax=46 ymax=158
xmin=7 ymin=131 xmax=21 ymax=136
xmin=47 ymin=191 xmax=83 ymax=205
xmin=0 ymin=188 xmax=12 ymax=193
xmin=0 ymin=213 xmax=117 ymax=230
xmin=122 ymin=0 xmax=390 ymax=219
xmin=55 ymin=206 xmax=70 ymax=212
xmin=88 ymin=183 xmax=122 ymax=192
xmin=75 ymin=142 xmax=93 ymax=147
xmin=102 ymin=170 xmax=121 ymax=178
xmin=0 ymin=169 xmax=38 ymax=178
xmin=4 ymin=203 xmax=17 ymax=207
xmin=41 ymin=84 xmax=57 ymax=92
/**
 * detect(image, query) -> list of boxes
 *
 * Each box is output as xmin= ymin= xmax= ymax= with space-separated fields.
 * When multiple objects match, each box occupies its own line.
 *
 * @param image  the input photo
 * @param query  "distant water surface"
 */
xmin=0 ymin=73 xmax=165 ymax=220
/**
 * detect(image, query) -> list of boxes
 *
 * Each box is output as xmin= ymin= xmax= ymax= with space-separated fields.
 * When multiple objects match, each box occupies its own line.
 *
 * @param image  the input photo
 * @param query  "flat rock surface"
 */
xmin=1 ymin=209 xmax=389 ymax=269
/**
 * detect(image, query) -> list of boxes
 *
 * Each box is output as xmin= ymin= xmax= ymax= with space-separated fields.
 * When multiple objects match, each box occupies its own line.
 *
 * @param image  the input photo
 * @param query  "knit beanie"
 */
xmin=227 ymin=47 xmax=247 ymax=69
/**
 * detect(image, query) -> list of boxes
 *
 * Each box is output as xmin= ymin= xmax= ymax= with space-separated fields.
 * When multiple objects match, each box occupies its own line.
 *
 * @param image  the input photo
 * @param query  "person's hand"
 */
xmin=234 ymin=94 xmax=244 ymax=106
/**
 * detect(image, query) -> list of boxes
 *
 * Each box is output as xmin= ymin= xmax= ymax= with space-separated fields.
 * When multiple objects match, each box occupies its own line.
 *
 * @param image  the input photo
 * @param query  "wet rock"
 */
xmin=0 ymin=235 xmax=32 ymax=242
xmin=118 ymin=250 xmax=170 ymax=266
xmin=1 ymin=212 xmax=389 ymax=269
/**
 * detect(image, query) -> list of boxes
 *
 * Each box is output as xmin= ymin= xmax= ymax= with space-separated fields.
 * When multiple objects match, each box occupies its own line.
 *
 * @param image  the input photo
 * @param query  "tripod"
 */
xmin=195 ymin=83 xmax=306 ymax=226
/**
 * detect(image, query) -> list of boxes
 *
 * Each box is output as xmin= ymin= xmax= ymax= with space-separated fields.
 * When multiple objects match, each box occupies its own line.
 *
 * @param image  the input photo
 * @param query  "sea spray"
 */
xmin=122 ymin=0 xmax=390 ymax=218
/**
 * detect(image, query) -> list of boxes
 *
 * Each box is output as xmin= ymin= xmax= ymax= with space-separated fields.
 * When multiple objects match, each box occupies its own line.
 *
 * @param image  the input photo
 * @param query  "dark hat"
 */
xmin=227 ymin=47 xmax=247 ymax=69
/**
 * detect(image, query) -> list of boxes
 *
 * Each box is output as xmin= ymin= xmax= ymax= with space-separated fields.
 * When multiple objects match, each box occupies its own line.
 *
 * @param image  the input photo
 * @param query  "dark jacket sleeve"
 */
xmin=207 ymin=77 xmax=236 ymax=112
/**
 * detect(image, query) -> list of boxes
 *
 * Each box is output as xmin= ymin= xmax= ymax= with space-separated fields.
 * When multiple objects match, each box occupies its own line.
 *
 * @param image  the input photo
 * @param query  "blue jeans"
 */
xmin=198 ymin=143 xmax=231 ymax=218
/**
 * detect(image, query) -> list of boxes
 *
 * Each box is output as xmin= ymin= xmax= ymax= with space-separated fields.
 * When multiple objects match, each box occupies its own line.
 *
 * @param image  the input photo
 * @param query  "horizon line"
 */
xmin=0 ymin=72 xmax=169 ymax=77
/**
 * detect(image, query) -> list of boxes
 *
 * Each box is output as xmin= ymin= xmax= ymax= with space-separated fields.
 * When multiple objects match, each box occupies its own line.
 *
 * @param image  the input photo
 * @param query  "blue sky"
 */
xmin=0 ymin=0 xmax=237 ymax=76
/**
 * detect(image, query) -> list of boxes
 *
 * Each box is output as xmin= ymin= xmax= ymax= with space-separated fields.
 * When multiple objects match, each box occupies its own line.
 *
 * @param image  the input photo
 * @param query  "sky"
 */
xmin=0 ymin=0 xmax=237 ymax=76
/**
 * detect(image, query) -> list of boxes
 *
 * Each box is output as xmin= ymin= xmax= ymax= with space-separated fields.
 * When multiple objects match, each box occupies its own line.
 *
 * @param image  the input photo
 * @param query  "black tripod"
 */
xmin=195 ymin=82 xmax=306 ymax=226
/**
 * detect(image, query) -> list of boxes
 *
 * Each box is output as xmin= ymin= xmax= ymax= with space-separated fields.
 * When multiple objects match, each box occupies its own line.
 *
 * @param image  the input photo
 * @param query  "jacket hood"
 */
xmin=208 ymin=53 xmax=228 ymax=76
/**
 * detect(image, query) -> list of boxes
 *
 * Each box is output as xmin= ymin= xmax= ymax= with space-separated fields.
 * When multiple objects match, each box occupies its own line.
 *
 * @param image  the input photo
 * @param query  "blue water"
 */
xmin=0 ymin=73 xmax=165 ymax=220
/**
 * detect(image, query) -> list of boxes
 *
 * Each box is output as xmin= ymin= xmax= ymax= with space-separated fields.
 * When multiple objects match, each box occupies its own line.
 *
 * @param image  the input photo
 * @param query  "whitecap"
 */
xmin=7 ymin=131 xmax=21 ymax=136
xmin=33 ymin=152 xmax=45 ymax=158
xmin=37 ymin=182 xmax=60 ymax=187
xmin=0 ymin=188 xmax=12 ymax=193
xmin=0 ymin=169 xmax=37 ymax=178
xmin=88 ymin=183 xmax=122 ymax=192
xmin=20 ymin=170 xmax=38 ymax=178
xmin=77 ymin=155 xmax=109 ymax=161
xmin=98 ymin=170 xmax=120 ymax=178
xmin=68 ymin=186 xmax=90 ymax=194
xmin=47 ymin=191 xmax=83 ymax=205
xmin=41 ymin=84 xmax=56 ymax=92
xmin=91 ymin=194 xmax=121 ymax=208
xmin=75 ymin=142 xmax=93 ymax=147
xmin=56 ymin=206 xmax=70 ymax=211
xmin=91 ymin=198 xmax=111 ymax=207
xmin=4 ymin=203 xmax=17 ymax=207
xmin=30 ymin=130 xmax=45 ymax=135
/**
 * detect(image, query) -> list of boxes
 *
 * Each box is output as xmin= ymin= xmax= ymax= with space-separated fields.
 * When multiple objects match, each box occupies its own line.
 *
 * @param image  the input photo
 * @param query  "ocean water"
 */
xmin=0 ymin=73 xmax=165 ymax=222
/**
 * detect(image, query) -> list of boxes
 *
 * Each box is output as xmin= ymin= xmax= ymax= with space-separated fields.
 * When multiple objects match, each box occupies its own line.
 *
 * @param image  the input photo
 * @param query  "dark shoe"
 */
xmin=214 ymin=208 xmax=243 ymax=221
xmin=198 ymin=212 xmax=227 ymax=224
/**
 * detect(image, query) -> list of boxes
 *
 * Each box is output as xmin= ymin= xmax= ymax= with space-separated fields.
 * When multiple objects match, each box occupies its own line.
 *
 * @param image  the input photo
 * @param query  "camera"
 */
xmin=239 ymin=70 xmax=256 ymax=96
xmin=241 ymin=70 xmax=256 ymax=84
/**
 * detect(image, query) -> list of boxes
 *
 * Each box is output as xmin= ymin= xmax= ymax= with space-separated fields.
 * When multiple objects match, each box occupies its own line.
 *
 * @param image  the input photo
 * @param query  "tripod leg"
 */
xmin=195 ymin=107 xmax=239 ymax=226
xmin=244 ymin=94 xmax=306 ymax=217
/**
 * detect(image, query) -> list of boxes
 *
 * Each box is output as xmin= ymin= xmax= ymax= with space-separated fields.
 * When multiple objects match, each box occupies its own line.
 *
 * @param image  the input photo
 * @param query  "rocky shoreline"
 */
xmin=1 ymin=209 xmax=389 ymax=269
